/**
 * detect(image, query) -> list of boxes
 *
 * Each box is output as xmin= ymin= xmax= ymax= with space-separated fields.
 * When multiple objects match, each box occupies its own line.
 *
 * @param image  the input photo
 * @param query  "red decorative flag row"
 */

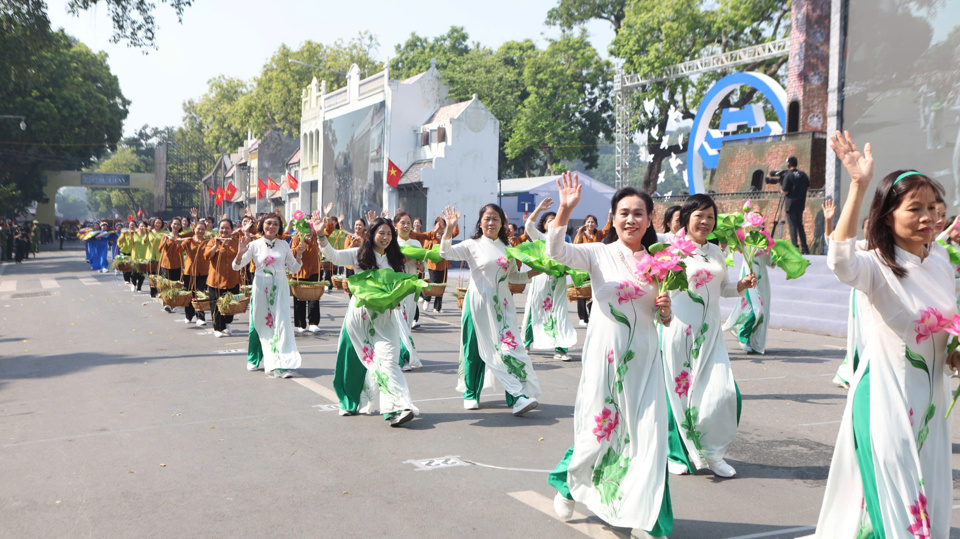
xmin=286 ymin=172 xmax=298 ymax=192
xmin=257 ymin=178 xmax=267 ymax=200
xmin=214 ymin=187 xmax=225 ymax=206
xmin=267 ymin=177 xmax=280 ymax=192
xmin=225 ymin=182 xmax=237 ymax=201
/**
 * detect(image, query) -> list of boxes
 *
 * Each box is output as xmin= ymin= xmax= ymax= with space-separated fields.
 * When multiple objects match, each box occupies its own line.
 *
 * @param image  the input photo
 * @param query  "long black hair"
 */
xmin=602 ymin=187 xmax=657 ymax=250
xmin=662 ymin=205 xmax=681 ymax=233
xmin=678 ymin=194 xmax=719 ymax=233
xmin=867 ymin=170 xmax=944 ymax=278
xmin=357 ymin=217 xmax=405 ymax=273
xmin=471 ymin=203 xmax=510 ymax=245
xmin=536 ymin=211 xmax=557 ymax=233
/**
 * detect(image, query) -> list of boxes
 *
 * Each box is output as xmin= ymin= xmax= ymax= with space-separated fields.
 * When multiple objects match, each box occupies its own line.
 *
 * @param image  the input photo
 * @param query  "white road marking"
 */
xmin=0 ymin=280 xmax=15 ymax=292
xmin=798 ymin=420 xmax=842 ymax=427
xmin=40 ymin=279 xmax=59 ymax=289
xmin=460 ymin=458 xmax=552 ymax=473
xmin=509 ymin=490 xmax=622 ymax=538
xmin=726 ymin=526 xmax=816 ymax=539
xmin=291 ymin=376 xmax=338 ymax=403
xmin=405 ymin=456 xmax=471 ymax=471
xmin=216 ymin=349 xmax=245 ymax=354
xmin=78 ymin=278 xmax=100 ymax=286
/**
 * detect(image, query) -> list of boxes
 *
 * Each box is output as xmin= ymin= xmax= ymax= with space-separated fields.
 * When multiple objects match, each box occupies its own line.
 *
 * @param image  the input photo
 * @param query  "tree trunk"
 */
xmin=642 ymin=150 xmax=667 ymax=194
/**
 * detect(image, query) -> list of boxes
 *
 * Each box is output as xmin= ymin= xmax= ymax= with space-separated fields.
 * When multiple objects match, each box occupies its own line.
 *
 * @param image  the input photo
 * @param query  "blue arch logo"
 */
xmin=686 ymin=72 xmax=788 ymax=194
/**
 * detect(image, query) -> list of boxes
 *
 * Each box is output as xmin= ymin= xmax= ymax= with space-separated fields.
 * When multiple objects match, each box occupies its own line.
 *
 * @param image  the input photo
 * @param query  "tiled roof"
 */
xmin=425 ymin=100 xmax=470 ymax=125
xmin=399 ymin=160 xmax=433 ymax=185
xmin=287 ymin=148 xmax=300 ymax=164
xmin=223 ymin=164 xmax=236 ymax=178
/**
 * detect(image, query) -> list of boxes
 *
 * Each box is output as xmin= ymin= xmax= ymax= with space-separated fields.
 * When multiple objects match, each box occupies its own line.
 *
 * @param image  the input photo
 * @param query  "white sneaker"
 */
xmin=308 ymin=325 xmax=321 ymax=333
xmin=401 ymin=364 xmax=413 ymax=372
xmin=578 ymin=320 xmax=587 ymax=327
xmin=739 ymin=342 xmax=754 ymax=353
xmin=436 ymin=309 xmax=444 ymax=314
xmin=275 ymin=369 xmax=293 ymax=379
xmin=196 ymin=319 xmax=207 ymax=327
xmin=553 ymin=492 xmax=575 ymax=519
xmin=214 ymin=331 xmax=224 ymax=338
xmin=832 ymin=375 xmax=849 ymax=389
xmin=411 ymin=321 xmax=421 ymax=329
xmin=295 ymin=327 xmax=305 ymax=334
xmin=130 ymin=285 xmax=136 ymax=292
xmin=338 ymin=409 xmax=356 ymax=416
xmin=512 ymin=396 xmax=538 ymax=416
xmin=554 ymin=352 xmax=572 ymax=361
xmin=163 ymin=305 xmax=172 ymax=313
xmin=667 ymin=461 xmax=690 ymax=475
xmin=247 ymin=362 xmax=262 ymax=371
xmin=463 ymin=400 xmax=480 ymax=410
xmin=222 ymin=328 xmax=232 ymax=337
xmin=707 ymin=458 xmax=736 ymax=478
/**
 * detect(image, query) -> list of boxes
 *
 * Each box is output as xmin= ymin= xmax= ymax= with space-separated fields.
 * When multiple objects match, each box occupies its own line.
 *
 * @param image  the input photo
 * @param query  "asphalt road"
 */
xmin=2 ymin=245 xmax=960 ymax=538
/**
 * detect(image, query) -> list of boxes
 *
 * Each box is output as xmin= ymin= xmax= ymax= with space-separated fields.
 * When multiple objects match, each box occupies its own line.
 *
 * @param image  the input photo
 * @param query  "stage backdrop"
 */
xmin=321 ymin=102 xmax=386 ymax=226
xmin=842 ymin=0 xmax=960 ymax=206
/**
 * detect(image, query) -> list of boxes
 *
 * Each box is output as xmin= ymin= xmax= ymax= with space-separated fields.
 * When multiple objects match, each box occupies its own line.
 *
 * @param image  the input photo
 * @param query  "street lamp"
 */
xmin=0 ymin=115 xmax=26 ymax=130
xmin=288 ymin=59 xmax=347 ymax=78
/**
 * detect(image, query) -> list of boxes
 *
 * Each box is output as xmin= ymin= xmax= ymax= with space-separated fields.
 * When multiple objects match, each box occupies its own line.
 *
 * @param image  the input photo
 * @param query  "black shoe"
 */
xmin=390 ymin=410 xmax=415 ymax=427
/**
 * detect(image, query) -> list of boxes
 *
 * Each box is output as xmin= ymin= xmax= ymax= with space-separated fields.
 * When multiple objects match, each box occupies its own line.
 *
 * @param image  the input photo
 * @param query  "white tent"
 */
xmin=498 ymin=172 xmax=614 ymax=230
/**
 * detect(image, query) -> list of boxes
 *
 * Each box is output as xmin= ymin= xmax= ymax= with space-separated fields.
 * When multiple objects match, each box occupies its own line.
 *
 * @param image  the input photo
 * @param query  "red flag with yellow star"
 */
xmin=386 ymin=159 xmax=402 ymax=188
xmin=214 ymin=187 xmax=225 ymax=206
xmin=224 ymin=182 xmax=238 ymax=201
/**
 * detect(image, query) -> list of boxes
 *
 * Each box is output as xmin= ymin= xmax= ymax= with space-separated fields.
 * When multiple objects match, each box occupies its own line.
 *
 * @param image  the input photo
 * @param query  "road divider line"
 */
xmin=40 ymin=279 xmax=59 ymax=289
xmin=798 ymin=420 xmax=841 ymax=427
xmin=726 ymin=525 xmax=815 ymax=539
xmin=291 ymin=377 xmax=338 ymax=403
xmin=78 ymin=278 xmax=100 ymax=286
xmin=508 ymin=490 xmax=621 ymax=538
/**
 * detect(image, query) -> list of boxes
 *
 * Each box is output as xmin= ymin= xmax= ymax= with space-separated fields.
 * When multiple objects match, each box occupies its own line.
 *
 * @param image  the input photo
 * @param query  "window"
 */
xmin=750 ymin=170 xmax=765 ymax=191
xmin=437 ymin=127 xmax=446 ymax=143
xmin=421 ymin=131 xmax=430 ymax=146
xmin=787 ymin=100 xmax=800 ymax=133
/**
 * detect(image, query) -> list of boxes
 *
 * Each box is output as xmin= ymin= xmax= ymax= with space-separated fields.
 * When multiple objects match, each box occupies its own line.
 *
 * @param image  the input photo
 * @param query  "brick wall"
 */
xmin=788 ymin=0 xmax=831 ymax=132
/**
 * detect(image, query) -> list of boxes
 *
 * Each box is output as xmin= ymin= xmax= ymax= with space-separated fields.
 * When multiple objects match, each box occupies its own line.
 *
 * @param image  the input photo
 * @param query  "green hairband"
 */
xmin=893 ymin=171 xmax=923 ymax=185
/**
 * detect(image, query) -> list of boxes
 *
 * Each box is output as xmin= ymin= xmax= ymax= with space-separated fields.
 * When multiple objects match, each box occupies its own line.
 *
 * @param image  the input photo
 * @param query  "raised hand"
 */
xmin=533 ymin=196 xmax=554 ymax=215
xmin=441 ymin=206 xmax=461 ymax=230
xmin=829 ymin=130 xmax=874 ymax=187
xmin=296 ymin=241 xmax=306 ymax=256
xmin=237 ymin=234 xmax=250 ymax=255
xmin=822 ymin=198 xmax=836 ymax=222
xmin=324 ymin=202 xmax=334 ymax=217
xmin=365 ymin=210 xmax=378 ymax=224
xmin=556 ymin=171 xmax=582 ymax=209
xmin=190 ymin=207 xmax=198 ymax=219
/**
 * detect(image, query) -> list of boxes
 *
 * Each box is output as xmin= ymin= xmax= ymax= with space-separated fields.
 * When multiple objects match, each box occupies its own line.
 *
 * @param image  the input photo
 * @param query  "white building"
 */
xmin=499 ymin=172 xmax=615 ymax=231
xmin=299 ymin=60 xmax=499 ymax=233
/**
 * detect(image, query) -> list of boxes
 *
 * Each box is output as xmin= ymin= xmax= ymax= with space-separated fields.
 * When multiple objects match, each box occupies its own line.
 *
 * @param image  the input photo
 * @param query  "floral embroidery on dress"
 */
xmin=543 ymin=296 xmax=553 ymax=311
xmin=690 ymin=269 xmax=714 ymax=289
xmin=593 ymin=407 xmax=619 ymax=442
xmin=263 ymin=255 xmax=276 ymax=267
xmin=915 ymin=307 xmax=948 ymax=344
xmin=265 ymin=312 xmax=274 ymax=329
xmin=675 ymin=370 xmax=691 ymax=398
xmin=361 ymin=345 xmax=375 ymax=366
xmin=500 ymin=330 xmax=518 ymax=350
xmin=908 ymin=491 xmax=931 ymax=539
xmin=615 ymin=281 xmax=644 ymax=305
xmin=496 ymin=256 xmax=509 ymax=271
xmin=606 ymin=350 xmax=614 ymax=363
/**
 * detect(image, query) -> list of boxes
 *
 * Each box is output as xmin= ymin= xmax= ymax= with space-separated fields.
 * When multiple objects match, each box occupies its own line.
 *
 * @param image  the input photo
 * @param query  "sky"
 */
xmin=46 ymin=0 xmax=616 ymax=137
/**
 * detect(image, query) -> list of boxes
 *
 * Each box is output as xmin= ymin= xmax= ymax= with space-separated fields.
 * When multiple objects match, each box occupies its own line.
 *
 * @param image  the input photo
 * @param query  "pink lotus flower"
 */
xmin=684 ymin=325 xmax=692 ymax=336
xmin=592 ymin=407 xmax=619 ymax=442
xmin=500 ymin=330 xmax=518 ymax=350
xmin=496 ymin=257 xmax=509 ymax=271
xmin=361 ymin=311 xmax=368 ymax=321
xmin=265 ymin=312 xmax=274 ymax=329
xmin=292 ymin=210 xmax=305 ymax=220
xmin=908 ymin=492 xmax=931 ymax=538
xmin=615 ymin=280 xmax=645 ymax=305
xmin=909 ymin=408 xmax=915 ymax=426
xmin=636 ymin=248 xmax=683 ymax=282
xmin=674 ymin=369 xmax=691 ymax=398
xmin=735 ymin=228 xmax=746 ymax=243
xmin=742 ymin=212 xmax=765 ymax=229
xmin=691 ymin=269 xmax=714 ymax=289
xmin=742 ymin=200 xmax=753 ymax=212
xmin=606 ymin=350 xmax=614 ymax=363
xmin=403 ymin=311 xmax=408 ymax=322
xmin=361 ymin=345 xmax=374 ymax=365
xmin=542 ymin=297 xmax=553 ymax=311
xmin=741 ymin=297 xmax=749 ymax=309
xmin=264 ymin=255 xmax=277 ymax=267
xmin=502 ymin=297 xmax=509 ymax=308
xmin=944 ymin=314 xmax=960 ymax=337
xmin=760 ymin=228 xmax=775 ymax=252
xmin=669 ymin=228 xmax=697 ymax=257
xmin=915 ymin=307 xmax=949 ymax=344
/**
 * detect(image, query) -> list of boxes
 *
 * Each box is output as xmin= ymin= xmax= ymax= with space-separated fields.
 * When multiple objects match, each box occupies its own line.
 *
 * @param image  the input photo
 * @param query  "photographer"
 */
xmin=768 ymin=156 xmax=810 ymax=254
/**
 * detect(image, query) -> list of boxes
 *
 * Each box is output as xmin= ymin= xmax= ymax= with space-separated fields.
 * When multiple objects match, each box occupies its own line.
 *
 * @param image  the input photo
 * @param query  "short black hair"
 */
xmin=786 ymin=156 xmax=798 ymax=168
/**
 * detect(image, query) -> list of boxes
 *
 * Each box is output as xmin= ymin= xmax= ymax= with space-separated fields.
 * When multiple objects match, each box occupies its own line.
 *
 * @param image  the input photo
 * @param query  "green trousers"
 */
xmin=461 ymin=296 xmax=522 ymax=406
xmin=247 ymin=325 xmax=263 ymax=368
xmin=666 ymin=383 xmax=742 ymax=471
xmin=853 ymin=365 xmax=883 ymax=538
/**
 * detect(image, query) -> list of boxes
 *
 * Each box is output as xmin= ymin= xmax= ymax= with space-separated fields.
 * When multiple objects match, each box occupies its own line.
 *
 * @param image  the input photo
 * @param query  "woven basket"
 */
xmin=162 ymin=292 xmax=194 ymax=308
xmin=116 ymin=261 xmax=134 ymax=273
xmin=456 ymin=287 xmax=468 ymax=309
xmin=292 ymin=284 xmax=325 ymax=301
xmin=332 ymin=276 xmax=346 ymax=290
xmin=218 ymin=296 xmax=250 ymax=316
xmin=147 ymin=275 xmax=159 ymax=288
xmin=191 ymin=299 xmax=211 ymax=312
xmin=420 ymin=283 xmax=447 ymax=298
xmin=571 ymin=284 xmax=592 ymax=299
xmin=508 ymin=283 xmax=526 ymax=294
xmin=566 ymin=287 xmax=578 ymax=302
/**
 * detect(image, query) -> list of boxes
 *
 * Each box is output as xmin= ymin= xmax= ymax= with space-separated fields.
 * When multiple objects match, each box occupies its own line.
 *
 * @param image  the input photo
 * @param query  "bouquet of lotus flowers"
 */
xmin=709 ymin=200 xmax=774 ymax=276
xmin=634 ymin=229 xmax=694 ymax=321
xmin=290 ymin=210 xmax=312 ymax=236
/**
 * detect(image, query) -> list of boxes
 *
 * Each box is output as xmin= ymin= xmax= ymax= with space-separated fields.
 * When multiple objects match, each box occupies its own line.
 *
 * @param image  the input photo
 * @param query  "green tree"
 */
xmin=64 ymin=0 xmax=192 ymax=48
xmin=545 ymin=0 xmax=627 ymax=33
xmin=506 ymin=31 xmax=613 ymax=176
xmin=55 ymin=186 xmax=90 ymax=220
xmin=85 ymin=146 xmax=153 ymax=218
xmin=0 ymin=6 xmax=129 ymax=217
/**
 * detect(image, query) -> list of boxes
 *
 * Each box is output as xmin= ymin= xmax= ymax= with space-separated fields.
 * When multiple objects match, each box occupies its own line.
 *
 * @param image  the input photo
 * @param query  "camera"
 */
xmin=765 ymin=170 xmax=786 ymax=184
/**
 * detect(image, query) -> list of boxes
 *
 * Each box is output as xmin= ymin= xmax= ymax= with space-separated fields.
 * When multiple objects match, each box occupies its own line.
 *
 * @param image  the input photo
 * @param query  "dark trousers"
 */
xmin=577 ymin=297 xmax=592 ymax=323
xmin=132 ymin=272 xmax=145 ymax=291
xmin=208 ymin=285 xmax=239 ymax=331
xmin=428 ymin=269 xmax=446 ymax=311
xmin=182 ymin=274 xmax=207 ymax=322
xmin=321 ymin=267 xmax=334 ymax=290
xmin=160 ymin=267 xmax=182 ymax=281
xmin=122 ymin=271 xmax=131 ymax=283
xmin=294 ymin=272 xmax=321 ymax=328
xmin=785 ymin=206 xmax=809 ymax=253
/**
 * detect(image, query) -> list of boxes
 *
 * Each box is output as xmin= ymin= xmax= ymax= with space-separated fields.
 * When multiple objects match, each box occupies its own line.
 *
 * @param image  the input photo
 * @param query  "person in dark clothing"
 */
xmin=773 ymin=156 xmax=810 ymax=254
xmin=14 ymin=227 xmax=30 ymax=263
